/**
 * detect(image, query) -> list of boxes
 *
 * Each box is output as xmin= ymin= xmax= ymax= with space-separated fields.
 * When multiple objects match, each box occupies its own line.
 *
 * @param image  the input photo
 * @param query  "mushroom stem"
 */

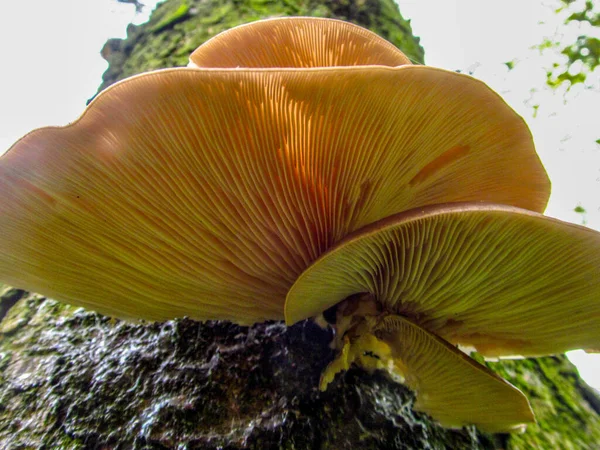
xmin=320 ymin=329 xmax=399 ymax=391
xmin=320 ymin=294 xmax=398 ymax=390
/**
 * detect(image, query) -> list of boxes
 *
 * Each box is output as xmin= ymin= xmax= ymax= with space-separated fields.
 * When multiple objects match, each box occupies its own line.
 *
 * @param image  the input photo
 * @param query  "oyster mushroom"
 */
xmin=0 ymin=18 xmax=550 ymax=324
xmin=285 ymin=202 xmax=600 ymax=431
xmin=188 ymin=16 xmax=412 ymax=68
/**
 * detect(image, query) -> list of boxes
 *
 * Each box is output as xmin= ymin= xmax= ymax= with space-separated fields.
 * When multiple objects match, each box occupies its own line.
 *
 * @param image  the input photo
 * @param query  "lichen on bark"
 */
xmin=1 ymin=0 xmax=600 ymax=448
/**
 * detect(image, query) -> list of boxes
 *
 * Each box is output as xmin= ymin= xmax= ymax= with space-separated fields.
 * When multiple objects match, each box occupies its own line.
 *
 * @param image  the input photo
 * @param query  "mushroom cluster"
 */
xmin=1 ymin=17 xmax=599 ymax=433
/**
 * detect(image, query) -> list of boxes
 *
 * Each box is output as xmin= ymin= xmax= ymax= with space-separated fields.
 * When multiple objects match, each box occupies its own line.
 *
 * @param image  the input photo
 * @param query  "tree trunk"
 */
xmin=1 ymin=1 xmax=599 ymax=448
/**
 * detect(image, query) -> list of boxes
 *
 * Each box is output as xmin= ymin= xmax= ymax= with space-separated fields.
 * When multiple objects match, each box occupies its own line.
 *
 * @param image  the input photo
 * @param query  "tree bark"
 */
xmin=1 ymin=1 xmax=600 ymax=448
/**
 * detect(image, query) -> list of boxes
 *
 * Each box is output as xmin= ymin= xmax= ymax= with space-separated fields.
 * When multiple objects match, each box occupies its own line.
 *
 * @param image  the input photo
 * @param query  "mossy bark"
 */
xmin=98 ymin=0 xmax=425 ymax=93
xmin=1 ymin=1 xmax=599 ymax=448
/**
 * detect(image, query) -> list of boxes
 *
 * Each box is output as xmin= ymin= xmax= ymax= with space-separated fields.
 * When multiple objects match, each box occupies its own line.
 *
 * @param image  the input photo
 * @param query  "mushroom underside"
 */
xmin=286 ymin=202 xmax=600 ymax=430
xmin=0 ymin=66 xmax=548 ymax=324
xmin=319 ymin=301 xmax=535 ymax=433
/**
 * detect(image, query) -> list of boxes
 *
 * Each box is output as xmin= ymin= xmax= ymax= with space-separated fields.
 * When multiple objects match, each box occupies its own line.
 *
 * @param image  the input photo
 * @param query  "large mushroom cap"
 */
xmin=1 ymin=23 xmax=549 ymax=324
xmin=189 ymin=17 xmax=412 ymax=69
xmin=285 ymin=203 xmax=600 ymax=357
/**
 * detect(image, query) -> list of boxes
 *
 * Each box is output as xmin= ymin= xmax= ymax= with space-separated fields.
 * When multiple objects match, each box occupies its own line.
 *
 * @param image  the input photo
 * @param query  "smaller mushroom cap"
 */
xmin=285 ymin=203 xmax=600 ymax=357
xmin=189 ymin=17 xmax=412 ymax=68
xmin=372 ymin=314 xmax=534 ymax=432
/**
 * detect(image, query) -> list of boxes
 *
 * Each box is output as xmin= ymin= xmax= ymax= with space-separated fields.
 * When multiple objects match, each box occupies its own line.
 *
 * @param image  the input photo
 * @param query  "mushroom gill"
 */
xmin=285 ymin=202 xmax=600 ymax=430
xmin=189 ymin=17 xmax=412 ymax=69
xmin=0 ymin=17 xmax=568 ymax=432
xmin=318 ymin=301 xmax=535 ymax=432
xmin=0 ymin=60 xmax=549 ymax=324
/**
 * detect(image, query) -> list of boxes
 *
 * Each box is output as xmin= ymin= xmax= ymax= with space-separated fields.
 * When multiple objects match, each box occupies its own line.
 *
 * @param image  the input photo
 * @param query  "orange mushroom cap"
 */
xmin=285 ymin=202 xmax=600 ymax=431
xmin=0 ymin=19 xmax=549 ymax=324
xmin=285 ymin=202 xmax=600 ymax=357
xmin=374 ymin=315 xmax=534 ymax=432
xmin=189 ymin=17 xmax=412 ymax=69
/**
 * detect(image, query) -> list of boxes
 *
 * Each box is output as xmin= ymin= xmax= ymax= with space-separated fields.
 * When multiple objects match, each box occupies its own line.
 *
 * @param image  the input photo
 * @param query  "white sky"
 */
xmin=0 ymin=0 xmax=599 ymax=389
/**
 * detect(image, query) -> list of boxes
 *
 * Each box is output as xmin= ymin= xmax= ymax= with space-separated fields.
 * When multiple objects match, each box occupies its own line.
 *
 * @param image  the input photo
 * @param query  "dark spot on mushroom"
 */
xmin=322 ymin=304 xmax=338 ymax=324
xmin=409 ymin=145 xmax=470 ymax=186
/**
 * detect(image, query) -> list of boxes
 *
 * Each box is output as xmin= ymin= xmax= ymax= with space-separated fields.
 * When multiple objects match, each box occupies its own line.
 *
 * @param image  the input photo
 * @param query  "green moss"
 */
xmin=150 ymin=0 xmax=191 ymax=33
xmin=487 ymin=357 xmax=600 ymax=449
xmin=0 ymin=284 xmax=26 ymax=324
